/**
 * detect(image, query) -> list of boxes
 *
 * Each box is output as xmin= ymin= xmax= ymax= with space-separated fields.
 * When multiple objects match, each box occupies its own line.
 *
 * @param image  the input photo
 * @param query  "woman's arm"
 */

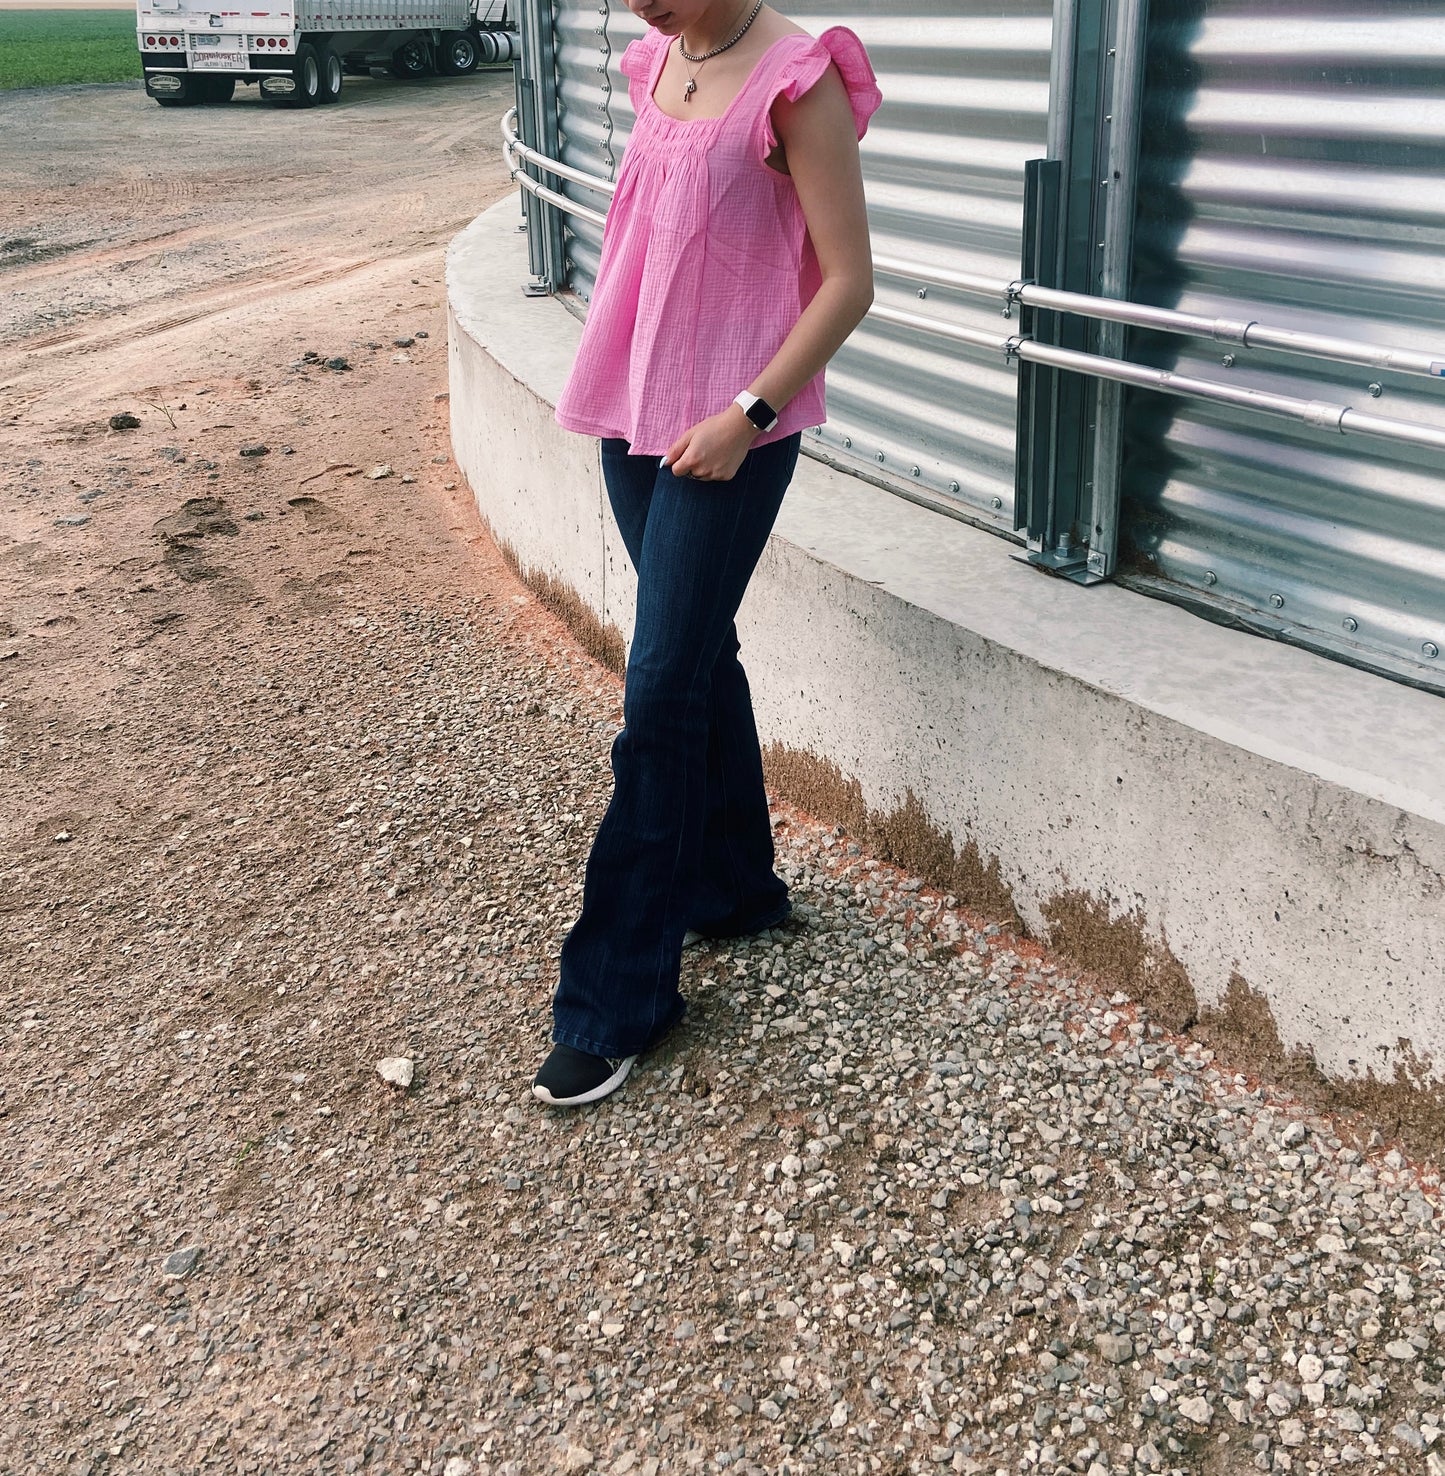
xmin=664 ymin=63 xmax=874 ymax=482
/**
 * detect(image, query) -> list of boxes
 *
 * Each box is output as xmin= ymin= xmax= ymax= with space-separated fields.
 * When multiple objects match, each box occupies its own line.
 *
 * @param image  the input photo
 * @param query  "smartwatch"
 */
xmin=734 ymin=390 xmax=780 ymax=433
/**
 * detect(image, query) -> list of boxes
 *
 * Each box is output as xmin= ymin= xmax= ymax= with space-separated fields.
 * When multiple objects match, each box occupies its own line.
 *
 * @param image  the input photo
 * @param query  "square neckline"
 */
xmin=644 ymin=29 xmax=802 ymax=127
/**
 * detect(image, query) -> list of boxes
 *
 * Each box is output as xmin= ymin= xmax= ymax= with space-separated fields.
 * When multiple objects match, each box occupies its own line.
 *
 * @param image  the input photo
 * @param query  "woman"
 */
xmin=533 ymin=0 xmax=881 ymax=1106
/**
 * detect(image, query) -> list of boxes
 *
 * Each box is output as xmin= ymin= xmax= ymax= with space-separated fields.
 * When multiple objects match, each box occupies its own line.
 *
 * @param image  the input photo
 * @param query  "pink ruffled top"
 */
xmin=554 ymin=25 xmax=882 ymax=456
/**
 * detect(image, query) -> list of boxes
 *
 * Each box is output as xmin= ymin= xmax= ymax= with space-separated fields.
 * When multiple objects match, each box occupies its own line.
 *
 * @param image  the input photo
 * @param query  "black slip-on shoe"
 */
xmin=683 ymin=904 xmax=792 ymax=951
xmin=532 ymin=1045 xmax=637 ymax=1107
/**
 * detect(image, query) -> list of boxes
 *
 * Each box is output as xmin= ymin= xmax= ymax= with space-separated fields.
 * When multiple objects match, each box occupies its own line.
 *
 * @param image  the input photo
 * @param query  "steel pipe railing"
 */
xmin=504 ymin=110 xmax=617 ymax=201
xmin=870 ymin=251 xmax=1001 ymax=302
xmin=871 ymin=255 xmax=1445 ymax=382
xmin=869 ymin=303 xmax=1013 ymax=356
xmin=510 ymin=171 xmax=608 ymax=233
xmin=1011 ymin=339 xmax=1445 ymax=454
xmin=1009 ymin=281 xmax=1444 ymax=378
xmin=500 ymin=111 xmax=1445 ymax=452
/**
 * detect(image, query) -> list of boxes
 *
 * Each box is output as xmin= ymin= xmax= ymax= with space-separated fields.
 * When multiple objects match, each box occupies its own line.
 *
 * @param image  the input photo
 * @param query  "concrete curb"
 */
xmin=448 ymin=198 xmax=1445 ymax=1094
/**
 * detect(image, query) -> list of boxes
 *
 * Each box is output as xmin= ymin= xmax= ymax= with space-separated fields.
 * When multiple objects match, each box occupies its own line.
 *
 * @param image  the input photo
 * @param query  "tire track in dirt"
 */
xmin=0 ymin=72 xmax=512 ymax=358
xmin=1 ymin=190 xmax=439 ymax=294
xmin=2 ymin=212 xmax=492 ymax=403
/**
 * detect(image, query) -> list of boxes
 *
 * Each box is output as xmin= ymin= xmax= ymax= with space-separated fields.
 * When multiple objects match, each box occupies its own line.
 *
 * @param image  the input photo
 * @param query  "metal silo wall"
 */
xmin=786 ymin=3 xmax=1051 ymax=526
xmin=551 ymin=2 xmax=1053 ymax=530
xmin=551 ymin=0 xmax=624 ymax=297
xmin=1121 ymin=3 xmax=1445 ymax=686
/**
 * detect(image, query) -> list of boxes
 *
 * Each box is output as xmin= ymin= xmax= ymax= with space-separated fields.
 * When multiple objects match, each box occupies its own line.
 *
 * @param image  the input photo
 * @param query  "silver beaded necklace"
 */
xmin=677 ymin=0 xmax=766 ymax=102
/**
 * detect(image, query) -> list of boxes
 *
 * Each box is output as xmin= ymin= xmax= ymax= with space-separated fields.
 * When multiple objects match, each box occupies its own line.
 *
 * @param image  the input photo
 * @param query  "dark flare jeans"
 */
xmin=551 ymin=432 xmax=801 ymax=1058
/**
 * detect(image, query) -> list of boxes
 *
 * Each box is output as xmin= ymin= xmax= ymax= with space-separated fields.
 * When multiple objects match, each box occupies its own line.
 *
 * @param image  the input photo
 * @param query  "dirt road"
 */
xmin=0 ymin=73 xmax=642 ymax=1472
xmin=10 ymin=70 xmax=1445 ymax=1476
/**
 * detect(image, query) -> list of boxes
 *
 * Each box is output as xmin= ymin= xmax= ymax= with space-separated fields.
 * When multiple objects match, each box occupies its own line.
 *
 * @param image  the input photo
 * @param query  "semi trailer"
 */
xmin=137 ymin=0 xmax=514 ymax=108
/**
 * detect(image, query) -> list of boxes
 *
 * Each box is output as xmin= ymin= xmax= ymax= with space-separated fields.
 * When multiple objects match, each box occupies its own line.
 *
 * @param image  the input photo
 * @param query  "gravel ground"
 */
xmin=3 ymin=73 xmax=1444 ymax=1476
xmin=5 ymin=582 xmax=1444 ymax=1476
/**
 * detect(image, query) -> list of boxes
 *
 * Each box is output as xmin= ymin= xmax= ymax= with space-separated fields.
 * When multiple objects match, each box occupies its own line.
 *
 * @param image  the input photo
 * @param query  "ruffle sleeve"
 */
xmin=761 ymin=26 xmax=883 ymax=156
xmin=619 ymin=32 xmax=664 ymax=115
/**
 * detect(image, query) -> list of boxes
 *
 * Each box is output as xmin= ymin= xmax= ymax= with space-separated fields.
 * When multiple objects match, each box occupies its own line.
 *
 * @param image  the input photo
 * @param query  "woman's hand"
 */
xmin=663 ymin=405 xmax=758 ymax=483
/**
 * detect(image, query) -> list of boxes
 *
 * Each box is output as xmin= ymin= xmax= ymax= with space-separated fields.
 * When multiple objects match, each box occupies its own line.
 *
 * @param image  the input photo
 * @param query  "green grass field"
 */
xmin=0 ymin=10 xmax=140 ymax=90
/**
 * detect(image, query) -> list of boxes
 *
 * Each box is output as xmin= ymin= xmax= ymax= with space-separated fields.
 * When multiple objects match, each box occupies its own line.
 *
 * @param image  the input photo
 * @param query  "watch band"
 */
xmin=734 ymin=390 xmax=780 ymax=433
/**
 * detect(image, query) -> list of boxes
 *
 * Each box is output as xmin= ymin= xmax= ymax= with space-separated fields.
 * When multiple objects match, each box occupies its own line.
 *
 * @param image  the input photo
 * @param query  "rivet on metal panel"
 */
xmin=876 ymin=452 xmax=886 ymax=463
xmin=1342 ymin=617 xmax=1359 ymax=633
xmin=917 ymin=288 xmax=927 ymax=300
xmin=1368 ymin=383 xmax=1383 ymax=398
xmin=1425 ymin=642 xmax=1441 ymax=660
xmin=811 ymin=426 xmax=822 ymax=436
xmin=1203 ymin=570 xmax=1217 ymax=586
xmin=953 ymin=483 xmax=964 ymax=496
xmin=1221 ymin=354 xmax=1236 ymax=368
xmin=911 ymin=466 xmax=921 ymax=478
xmin=1270 ymin=593 xmax=1286 ymax=609
xmin=842 ymin=437 xmax=852 ymax=449
xmin=989 ymin=495 xmax=1001 ymax=509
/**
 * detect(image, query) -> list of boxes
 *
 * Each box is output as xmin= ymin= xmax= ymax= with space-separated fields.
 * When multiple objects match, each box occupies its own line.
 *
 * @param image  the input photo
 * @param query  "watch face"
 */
xmin=746 ymin=397 xmax=777 ymax=431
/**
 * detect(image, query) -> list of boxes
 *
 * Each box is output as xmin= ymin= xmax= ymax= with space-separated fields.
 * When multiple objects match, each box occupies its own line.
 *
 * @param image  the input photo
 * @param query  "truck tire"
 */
xmin=389 ymin=38 xmax=431 ymax=78
xmin=436 ymin=30 xmax=479 ymax=75
xmin=318 ymin=45 xmax=343 ymax=102
xmin=291 ymin=42 xmax=322 ymax=107
xmin=198 ymin=75 xmax=236 ymax=104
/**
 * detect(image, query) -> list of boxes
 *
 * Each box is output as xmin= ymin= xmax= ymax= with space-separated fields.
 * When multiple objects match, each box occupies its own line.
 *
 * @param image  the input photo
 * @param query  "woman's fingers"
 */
xmin=662 ymin=432 xmax=691 ymax=472
xmin=665 ymin=414 xmax=753 ymax=481
xmin=669 ymin=438 xmax=709 ymax=480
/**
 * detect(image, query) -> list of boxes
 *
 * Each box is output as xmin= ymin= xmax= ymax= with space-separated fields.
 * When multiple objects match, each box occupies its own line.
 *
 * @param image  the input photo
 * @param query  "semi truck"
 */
xmin=137 ymin=0 xmax=514 ymax=108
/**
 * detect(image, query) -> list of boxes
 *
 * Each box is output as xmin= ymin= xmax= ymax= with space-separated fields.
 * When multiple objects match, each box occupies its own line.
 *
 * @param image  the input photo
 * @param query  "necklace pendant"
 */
xmin=683 ymin=77 xmax=697 ymax=101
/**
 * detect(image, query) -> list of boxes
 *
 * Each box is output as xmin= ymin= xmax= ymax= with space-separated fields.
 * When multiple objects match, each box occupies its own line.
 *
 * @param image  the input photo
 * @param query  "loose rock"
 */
xmin=375 ymin=1056 xmax=414 ymax=1088
xmin=162 ymin=1246 xmax=201 ymax=1278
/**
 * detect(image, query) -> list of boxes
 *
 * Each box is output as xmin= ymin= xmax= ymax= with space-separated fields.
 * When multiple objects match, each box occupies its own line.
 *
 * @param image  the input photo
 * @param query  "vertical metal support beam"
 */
xmin=1015 ymin=0 xmax=1149 ymax=583
xmin=1086 ymin=0 xmax=1150 ymax=578
xmin=1045 ymin=0 xmax=1079 ymax=162
xmin=515 ymin=82 xmax=550 ymax=289
xmin=514 ymin=0 xmax=565 ymax=295
xmin=1015 ymin=160 xmax=1065 ymax=552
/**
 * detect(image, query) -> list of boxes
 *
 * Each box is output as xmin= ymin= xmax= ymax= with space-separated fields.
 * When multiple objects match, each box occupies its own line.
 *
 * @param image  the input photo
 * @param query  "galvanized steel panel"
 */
xmin=1120 ymin=2 xmax=1445 ymax=688
xmin=550 ymin=0 xmax=626 ymax=302
xmin=797 ymin=3 xmax=1050 ymax=525
xmin=551 ymin=2 xmax=1051 ymax=528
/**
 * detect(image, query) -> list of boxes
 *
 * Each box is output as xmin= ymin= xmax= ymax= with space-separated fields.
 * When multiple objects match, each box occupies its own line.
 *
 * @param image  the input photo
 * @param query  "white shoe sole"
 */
xmin=532 ymin=1054 xmax=637 ymax=1107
